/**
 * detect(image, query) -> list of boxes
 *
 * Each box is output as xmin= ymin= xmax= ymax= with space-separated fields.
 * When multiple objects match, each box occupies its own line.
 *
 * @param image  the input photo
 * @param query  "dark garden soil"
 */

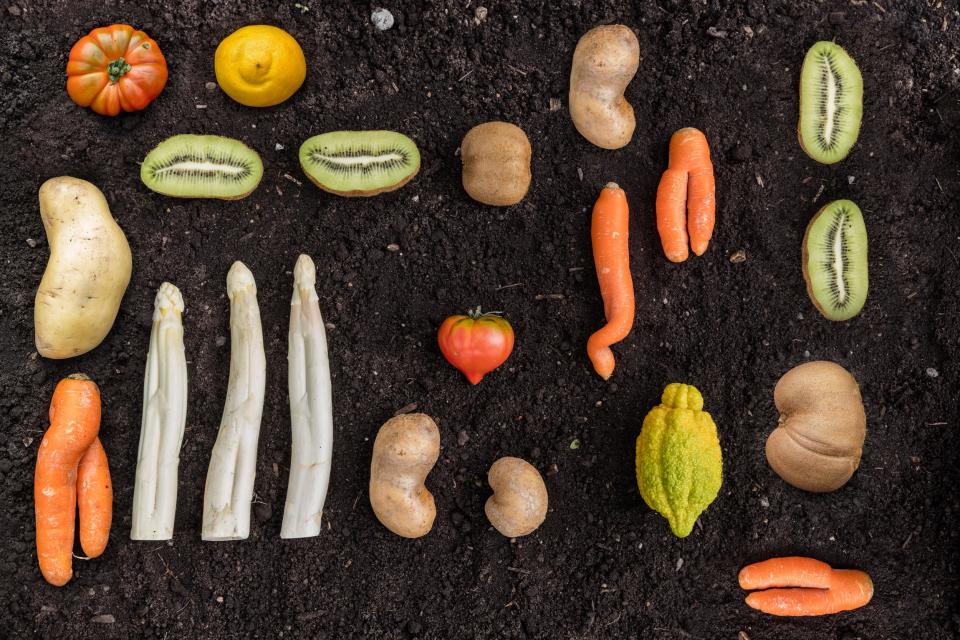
xmin=0 ymin=0 xmax=958 ymax=638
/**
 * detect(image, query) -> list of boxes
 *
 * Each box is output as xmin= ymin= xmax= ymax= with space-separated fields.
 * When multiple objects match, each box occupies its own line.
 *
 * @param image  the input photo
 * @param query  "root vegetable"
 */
xmin=282 ymin=255 xmax=334 ymax=539
xmin=586 ymin=182 xmax=634 ymax=380
xmin=569 ymin=24 xmax=640 ymax=149
xmin=766 ymin=361 xmax=866 ymax=492
xmin=460 ymin=122 xmax=532 ymax=206
xmin=484 ymin=457 xmax=548 ymax=537
xmin=34 ymin=374 xmax=102 ymax=586
xmin=34 ymin=177 xmax=132 ymax=359
xmin=740 ymin=557 xmax=873 ymax=616
xmin=132 ymin=283 xmax=187 ymax=541
xmin=655 ymin=128 xmax=716 ymax=262
xmin=77 ymin=437 xmax=112 ymax=557
xmin=202 ymin=262 xmax=266 ymax=541
xmin=369 ymin=413 xmax=440 ymax=538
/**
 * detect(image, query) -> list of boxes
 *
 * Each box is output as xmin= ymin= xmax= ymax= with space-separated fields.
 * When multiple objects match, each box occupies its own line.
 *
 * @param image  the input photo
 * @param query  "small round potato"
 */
xmin=484 ymin=457 xmax=548 ymax=537
xmin=461 ymin=121 xmax=532 ymax=206
xmin=766 ymin=361 xmax=866 ymax=492
xmin=569 ymin=24 xmax=640 ymax=149
xmin=369 ymin=413 xmax=441 ymax=538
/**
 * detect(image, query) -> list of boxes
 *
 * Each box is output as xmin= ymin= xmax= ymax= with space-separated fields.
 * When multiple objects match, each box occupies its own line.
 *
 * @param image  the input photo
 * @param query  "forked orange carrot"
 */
xmin=656 ymin=127 xmax=715 ymax=262
xmin=740 ymin=557 xmax=873 ymax=617
xmin=77 ymin=437 xmax=112 ymax=558
xmin=586 ymin=182 xmax=634 ymax=379
xmin=35 ymin=374 xmax=101 ymax=586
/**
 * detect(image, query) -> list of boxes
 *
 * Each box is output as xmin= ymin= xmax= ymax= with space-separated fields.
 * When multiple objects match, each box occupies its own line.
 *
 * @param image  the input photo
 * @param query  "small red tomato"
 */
xmin=438 ymin=309 xmax=515 ymax=384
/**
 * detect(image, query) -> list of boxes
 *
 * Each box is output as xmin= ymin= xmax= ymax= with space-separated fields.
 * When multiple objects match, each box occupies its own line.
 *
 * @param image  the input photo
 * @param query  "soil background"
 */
xmin=0 ymin=1 xmax=958 ymax=638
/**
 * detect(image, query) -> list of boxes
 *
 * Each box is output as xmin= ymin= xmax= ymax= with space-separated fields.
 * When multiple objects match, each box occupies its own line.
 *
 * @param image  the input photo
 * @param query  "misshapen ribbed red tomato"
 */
xmin=437 ymin=311 xmax=514 ymax=384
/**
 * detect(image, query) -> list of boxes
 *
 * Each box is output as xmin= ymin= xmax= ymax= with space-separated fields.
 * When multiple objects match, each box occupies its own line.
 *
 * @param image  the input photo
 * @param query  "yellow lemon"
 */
xmin=215 ymin=25 xmax=306 ymax=107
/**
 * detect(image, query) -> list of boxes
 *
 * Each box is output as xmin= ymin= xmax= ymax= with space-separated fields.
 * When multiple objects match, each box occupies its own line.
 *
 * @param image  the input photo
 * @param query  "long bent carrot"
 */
xmin=77 ymin=437 xmax=112 ymax=558
xmin=740 ymin=557 xmax=873 ymax=617
xmin=656 ymin=128 xmax=715 ymax=262
xmin=35 ymin=374 xmax=101 ymax=586
xmin=586 ymin=182 xmax=634 ymax=379
xmin=738 ymin=556 xmax=832 ymax=590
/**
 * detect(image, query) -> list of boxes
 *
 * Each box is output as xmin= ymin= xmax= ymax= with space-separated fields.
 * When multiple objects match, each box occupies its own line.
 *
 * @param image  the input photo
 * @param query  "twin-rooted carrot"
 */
xmin=739 ymin=556 xmax=873 ymax=616
xmin=34 ymin=374 xmax=112 ymax=586
xmin=656 ymin=127 xmax=715 ymax=262
xmin=586 ymin=182 xmax=635 ymax=379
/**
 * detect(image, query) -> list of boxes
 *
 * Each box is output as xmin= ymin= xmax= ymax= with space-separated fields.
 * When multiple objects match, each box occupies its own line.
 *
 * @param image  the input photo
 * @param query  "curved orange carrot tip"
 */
xmin=35 ymin=374 xmax=111 ymax=587
xmin=586 ymin=182 xmax=634 ymax=379
xmin=655 ymin=127 xmax=715 ymax=262
xmin=740 ymin=557 xmax=873 ymax=617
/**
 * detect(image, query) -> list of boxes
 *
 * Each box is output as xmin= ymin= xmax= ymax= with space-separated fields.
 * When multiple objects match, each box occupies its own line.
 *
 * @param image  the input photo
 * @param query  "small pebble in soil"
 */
xmin=90 ymin=614 xmax=115 ymax=624
xmin=729 ymin=250 xmax=747 ymax=263
xmin=275 ymin=143 xmax=284 ymax=151
xmin=926 ymin=367 xmax=939 ymax=378
xmin=216 ymin=335 xmax=227 ymax=347
xmin=371 ymin=8 xmax=394 ymax=31
xmin=25 ymin=238 xmax=36 ymax=247
xmin=386 ymin=243 xmax=400 ymax=252
xmin=205 ymin=81 xmax=217 ymax=91
xmin=457 ymin=430 xmax=470 ymax=446
xmin=254 ymin=502 xmax=272 ymax=523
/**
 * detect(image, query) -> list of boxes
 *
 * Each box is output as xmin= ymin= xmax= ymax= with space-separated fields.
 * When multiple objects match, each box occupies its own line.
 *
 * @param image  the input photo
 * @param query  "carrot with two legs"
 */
xmin=739 ymin=556 xmax=873 ymax=616
xmin=656 ymin=127 xmax=716 ymax=262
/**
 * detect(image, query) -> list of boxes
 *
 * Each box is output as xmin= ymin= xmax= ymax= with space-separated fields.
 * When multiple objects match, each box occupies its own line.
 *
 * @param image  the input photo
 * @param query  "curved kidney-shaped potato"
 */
xmin=569 ymin=24 xmax=640 ymax=149
xmin=766 ymin=361 xmax=866 ymax=492
xmin=369 ymin=413 xmax=440 ymax=538
xmin=34 ymin=177 xmax=132 ymax=359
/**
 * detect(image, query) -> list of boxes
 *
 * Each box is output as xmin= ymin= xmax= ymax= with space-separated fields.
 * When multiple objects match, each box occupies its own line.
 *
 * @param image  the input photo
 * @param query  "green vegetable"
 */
xmin=635 ymin=383 xmax=723 ymax=537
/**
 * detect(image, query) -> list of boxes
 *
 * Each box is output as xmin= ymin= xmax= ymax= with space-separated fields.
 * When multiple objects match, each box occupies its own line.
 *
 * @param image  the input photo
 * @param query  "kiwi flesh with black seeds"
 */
xmin=141 ymin=134 xmax=263 ymax=199
xmin=798 ymin=41 xmax=863 ymax=165
xmin=802 ymin=199 xmax=868 ymax=321
xmin=299 ymin=131 xmax=420 ymax=197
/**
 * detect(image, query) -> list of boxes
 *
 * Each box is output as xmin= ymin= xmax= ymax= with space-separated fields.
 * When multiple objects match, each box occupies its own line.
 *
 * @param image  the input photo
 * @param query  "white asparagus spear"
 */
xmin=281 ymin=254 xmax=334 ymax=539
xmin=202 ymin=262 xmax=266 ymax=541
xmin=131 ymin=283 xmax=187 ymax=541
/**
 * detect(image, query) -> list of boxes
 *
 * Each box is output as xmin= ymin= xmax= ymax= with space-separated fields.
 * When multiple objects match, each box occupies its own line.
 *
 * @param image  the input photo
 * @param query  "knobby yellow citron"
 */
xmin=635 ymin=383 xmax=723 ymax=537
xmin=214 ymin=25 xmax=306 ymax=107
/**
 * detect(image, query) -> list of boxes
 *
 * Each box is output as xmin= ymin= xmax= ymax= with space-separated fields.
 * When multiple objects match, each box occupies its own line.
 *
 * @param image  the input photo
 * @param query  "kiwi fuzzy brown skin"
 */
xmin=299 ymin=131 xmax=420 ymax=197
xmin=801 ymin=199 xmax=868 ymax=321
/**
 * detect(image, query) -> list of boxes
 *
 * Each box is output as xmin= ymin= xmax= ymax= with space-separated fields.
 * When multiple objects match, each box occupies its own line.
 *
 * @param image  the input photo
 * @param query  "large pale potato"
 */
xmin=569 ymin=24 xmax=640 ymax=149
xmin=369 ymin=413 xmax=440 ymax=538
xmin=34 ymin=177 xmax=132 ymax=359
xmin=766 ymin=361 xmax=866 ymax=492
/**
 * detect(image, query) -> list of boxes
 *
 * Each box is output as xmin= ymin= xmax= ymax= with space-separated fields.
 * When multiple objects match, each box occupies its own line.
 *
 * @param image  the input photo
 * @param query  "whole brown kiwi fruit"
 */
xmin=461 ymin=122 xmax=532 ymax=206
xmin=766 ymin=361 xmax=866 ymax=492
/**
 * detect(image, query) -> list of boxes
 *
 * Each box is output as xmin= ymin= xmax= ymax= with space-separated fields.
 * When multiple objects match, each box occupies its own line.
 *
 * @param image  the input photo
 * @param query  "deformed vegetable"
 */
xmin=656 ymin=128 xmax=716 ymax=262
xmin=569 ymin=24 xmax=640 ymax=149
xmin=66 ymin=24 xmax=168 ymax=116
xmin=460 ymin=122 xmax=532 ymax=206
xmin=485 ymin=457 xmax=548 ymax=537
xmin=802 ymin=199 xmax=868 ymax=321
xmin=437 ymin=308 xmax=515 ymax=384
xmin=34 ymin=374 xmax=105 ymax=586
xmin=766 ymin=360 xmax=866 ymax=492
xmin=141 ymin=134 xmax=264 ymax=200
xmin=282 ymin=255 xmax=334 ymax=539
xmin=131 ymin=283 xmax=187 ymax=540
xmin=35 ymin=177 xmax=132 ymax=359
xmin=740 ymin=556 xmax=873 ymax=616
xmin=77 ymin=437 xmax=112 ymax=558
xmin=635 ymin=383 xmax=722 ymax=537
xmin=215 ymin=25 xmax=306 ymax=108
xmin=798 ymin=41 xmax=863 ymax=165
xmin=202 ymin=262 xmax=267 ymax=541
xmin=369 ymin=413 xmax=440 ymax=538
xmin=586 ymin=182 xmax=634 ymax=379
xmin=299 ymin=130 xmax=420 ymax=196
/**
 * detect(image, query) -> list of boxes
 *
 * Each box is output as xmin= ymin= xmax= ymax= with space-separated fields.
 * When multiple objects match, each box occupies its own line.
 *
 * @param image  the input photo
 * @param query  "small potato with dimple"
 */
xmin=369 ymin=413 xmax=440 ymax=538
xmin=485 ymin=457 xmax=548 ymax=537
xmin=569 ymin=24 xmax=640 ymax=149
xmin=461 ymin=122 xmax=532 ymax=206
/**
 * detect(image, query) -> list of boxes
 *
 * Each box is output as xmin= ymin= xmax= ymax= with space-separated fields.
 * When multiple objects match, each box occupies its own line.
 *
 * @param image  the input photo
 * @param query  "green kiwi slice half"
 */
xmin=802 ymin=199 xmax=868 ymax=321
xmin=141 ymin=134 xmax=263 ymax=199
xmin=798 ymin=41 xmax=863 ymax=164
xmin=299 ymin=131 xmax=420 ymax=196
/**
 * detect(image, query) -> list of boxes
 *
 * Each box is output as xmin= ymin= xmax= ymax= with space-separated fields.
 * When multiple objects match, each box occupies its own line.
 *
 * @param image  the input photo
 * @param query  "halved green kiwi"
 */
xmin=802 ymin=199 xmax=868 ymax=321
xmin=141 ymin=134 xmax=263 ymax=199
xmin=299 ymin=131 xmax=420 ymax=196
xmin=798 ymin=41 xmax=863 ymax=165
